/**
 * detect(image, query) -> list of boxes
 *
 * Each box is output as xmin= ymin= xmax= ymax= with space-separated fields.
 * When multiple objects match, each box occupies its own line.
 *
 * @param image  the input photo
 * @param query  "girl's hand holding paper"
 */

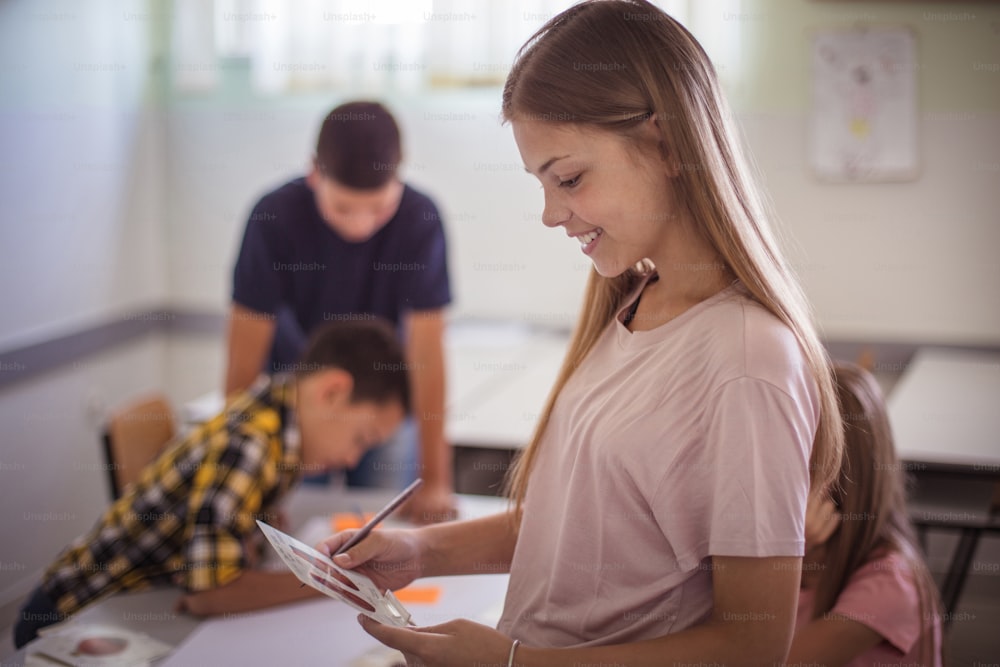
xmin=358 ymin=616 xmax=515 ymax=667
xmin=256 ymin=521 xmax=413 ymax=627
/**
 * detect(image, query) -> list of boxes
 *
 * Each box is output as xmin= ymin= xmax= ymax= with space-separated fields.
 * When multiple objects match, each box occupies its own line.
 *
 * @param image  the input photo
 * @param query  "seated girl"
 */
xmin=788 ymin=361 xmax=944 ymax=666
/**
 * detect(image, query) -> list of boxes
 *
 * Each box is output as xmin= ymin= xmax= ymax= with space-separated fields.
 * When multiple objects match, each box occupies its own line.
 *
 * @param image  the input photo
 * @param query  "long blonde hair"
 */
xmin=502 ymin=0 xmax=843 ymax=509
xmin=817 ymin=363 xmax=943 ymax=663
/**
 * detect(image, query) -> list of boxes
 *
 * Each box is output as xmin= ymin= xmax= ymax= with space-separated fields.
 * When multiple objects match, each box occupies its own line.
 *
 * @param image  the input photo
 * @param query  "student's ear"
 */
xmin=643 ymin=113 xmax=681 ymax=178
xmin=313 ymin=368 xmax=354 ymax=406
xmin=306 ymin=156 xmax=321 ymax=190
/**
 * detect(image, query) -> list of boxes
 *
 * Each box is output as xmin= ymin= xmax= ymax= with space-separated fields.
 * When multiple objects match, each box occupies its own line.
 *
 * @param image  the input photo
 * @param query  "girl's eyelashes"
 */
xmin=533 ymin=173 xmax=582 ymax=189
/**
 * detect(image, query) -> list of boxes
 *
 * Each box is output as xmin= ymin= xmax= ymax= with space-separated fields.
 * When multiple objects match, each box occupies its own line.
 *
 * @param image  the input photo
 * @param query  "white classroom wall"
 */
xmin=735 ymin=1 xmax=1000 ymax=345
xmin=159 ymin=0 xmax=1000 ymax=345
xmin=0 ymin=0 xmax=169 ymax=608
xmin=0 ymin=0 xmax=168 ymax=350
xmin=0 ymin=336 xmax=168 ymax=608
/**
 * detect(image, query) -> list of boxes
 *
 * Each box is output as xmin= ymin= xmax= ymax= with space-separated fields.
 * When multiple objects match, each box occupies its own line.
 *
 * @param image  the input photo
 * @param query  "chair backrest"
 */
xmin=102 ymin=394 xmax=176 ymax=499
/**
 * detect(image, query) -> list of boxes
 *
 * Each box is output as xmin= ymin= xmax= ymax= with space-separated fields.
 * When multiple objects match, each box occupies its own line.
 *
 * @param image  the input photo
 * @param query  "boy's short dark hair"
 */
xmin=298 ymin=318 xmax=410 ymax=412
xmin=315 ymin=101 xmax=402 ymax=190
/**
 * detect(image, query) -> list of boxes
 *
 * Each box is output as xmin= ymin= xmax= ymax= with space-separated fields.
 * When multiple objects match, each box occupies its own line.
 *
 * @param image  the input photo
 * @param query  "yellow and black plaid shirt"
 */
xmin=42 ymin=375 xmax=302 ymax=615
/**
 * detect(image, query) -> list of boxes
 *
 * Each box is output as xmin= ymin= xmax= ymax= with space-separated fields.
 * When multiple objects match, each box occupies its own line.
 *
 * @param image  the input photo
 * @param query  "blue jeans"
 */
xmin=302 ymin=417 xmax=419 ymax=489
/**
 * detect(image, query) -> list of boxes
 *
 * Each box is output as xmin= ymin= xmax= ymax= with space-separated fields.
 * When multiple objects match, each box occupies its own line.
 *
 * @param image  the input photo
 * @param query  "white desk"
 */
xmin=886 ymin=347 xmax=1000 ymax=620
xmin=446 ymin=322 xmax=568 ymax=450
xmin=888 ymin=347 xmax=1000 ymax=472
xmin=159 ymin=574 xmax=508 ymax=666
xmin=444 ymin=320 xmax=548 ymax=416
xmin=9 ymin=489 xmax=510 ymax=667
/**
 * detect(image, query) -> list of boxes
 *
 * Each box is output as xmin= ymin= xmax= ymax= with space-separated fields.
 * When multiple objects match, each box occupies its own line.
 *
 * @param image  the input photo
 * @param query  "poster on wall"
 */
xmin=808 ymin=26 xmax=918 ymax=182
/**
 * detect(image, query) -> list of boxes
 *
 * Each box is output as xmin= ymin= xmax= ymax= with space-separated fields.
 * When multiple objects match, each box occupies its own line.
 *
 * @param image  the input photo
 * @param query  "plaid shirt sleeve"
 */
xmin=180 ymin=424 xmax=279 ymax=593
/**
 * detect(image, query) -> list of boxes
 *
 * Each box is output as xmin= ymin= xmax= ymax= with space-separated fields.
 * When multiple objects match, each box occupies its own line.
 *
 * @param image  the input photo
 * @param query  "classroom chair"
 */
xmin=101 ymin=393 xmax=176 ymax=500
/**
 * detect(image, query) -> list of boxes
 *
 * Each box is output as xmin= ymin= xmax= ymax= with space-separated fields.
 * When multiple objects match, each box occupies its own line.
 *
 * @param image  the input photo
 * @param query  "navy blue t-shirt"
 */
xmin=232 ymin=178 xmax=451 ymax=372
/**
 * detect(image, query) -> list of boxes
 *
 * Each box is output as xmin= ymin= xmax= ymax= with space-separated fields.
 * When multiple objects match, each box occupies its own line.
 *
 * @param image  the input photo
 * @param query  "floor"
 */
xmin=930 ymin=532 xmax=1000 ymax=663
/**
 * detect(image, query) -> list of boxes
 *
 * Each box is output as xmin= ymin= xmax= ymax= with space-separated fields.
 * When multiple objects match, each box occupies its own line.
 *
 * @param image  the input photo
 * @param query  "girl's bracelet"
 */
xmin=507 ymin=638 xmax=521 ymax=667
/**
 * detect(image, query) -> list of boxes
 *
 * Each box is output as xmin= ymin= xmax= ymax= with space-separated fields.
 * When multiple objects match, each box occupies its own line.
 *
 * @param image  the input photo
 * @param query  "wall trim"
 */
xmin=1 ymin=307 xmax=998 ymax=391
xmin=0 ymin=308 xmax=225 ymax=391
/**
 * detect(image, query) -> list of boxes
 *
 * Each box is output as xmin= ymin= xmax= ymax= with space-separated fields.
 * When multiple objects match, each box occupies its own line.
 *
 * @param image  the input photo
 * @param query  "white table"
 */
xmin=446 ymin=322 xmax=568 ymax=450
xmin=9 ymin=490 xmax=510 ymax=667
xmin=888 ymin=347 xmax=1000 ymax=472
xmin=886 ymin=347 xmax=1000 ymax=619
xmin=159 ymin=574 xmax=508 ymax=667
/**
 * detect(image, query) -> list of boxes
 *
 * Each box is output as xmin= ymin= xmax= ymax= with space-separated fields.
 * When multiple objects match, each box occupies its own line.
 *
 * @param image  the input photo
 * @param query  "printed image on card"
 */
xmin=256 ymin=520 xmax=413 ymax=627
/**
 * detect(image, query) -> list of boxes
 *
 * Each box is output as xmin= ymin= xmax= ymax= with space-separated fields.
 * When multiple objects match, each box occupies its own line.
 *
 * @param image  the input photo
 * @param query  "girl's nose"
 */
xmin=541 ymin=193 xmax=571 ymax=228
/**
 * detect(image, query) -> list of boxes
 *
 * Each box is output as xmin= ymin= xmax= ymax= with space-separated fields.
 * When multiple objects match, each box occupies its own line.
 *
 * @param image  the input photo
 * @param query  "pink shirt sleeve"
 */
xmin=831 ymin=552 xmax=924 ymax=654
xmin=705 ymin=376 xmax=814 ymax=558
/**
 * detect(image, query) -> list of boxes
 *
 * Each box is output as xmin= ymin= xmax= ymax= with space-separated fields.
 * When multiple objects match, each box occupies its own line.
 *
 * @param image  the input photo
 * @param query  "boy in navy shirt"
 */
xmin=226 ymin=101 xmax=455 ymax=523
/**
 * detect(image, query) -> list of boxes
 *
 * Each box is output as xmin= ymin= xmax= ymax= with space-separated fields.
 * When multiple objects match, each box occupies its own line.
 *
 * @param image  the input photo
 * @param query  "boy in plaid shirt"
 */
xmin=14 ymin=320 xmax=409 ymax=648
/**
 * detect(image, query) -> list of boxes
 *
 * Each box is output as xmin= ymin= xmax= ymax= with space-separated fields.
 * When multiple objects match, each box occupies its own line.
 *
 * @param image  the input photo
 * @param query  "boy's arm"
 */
xmin=177 ymin=570 xmax=320 ymax=617
xmin=225 ymin=304 xmax=276 ymax=395
xmin=403 ymin=308 xmax=456 ymax=523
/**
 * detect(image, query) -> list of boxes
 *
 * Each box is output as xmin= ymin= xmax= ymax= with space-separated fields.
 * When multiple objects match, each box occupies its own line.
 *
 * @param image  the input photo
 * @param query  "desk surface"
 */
xmin=887 ymin=347 xmax=1000 ymax=472
xmin=160 ymin=573 xmax=508 ymax=667
xmin=446 ymin=322 xmax=567 ymax=450
xmin=10 ymin=489 xmax=510 ymax=667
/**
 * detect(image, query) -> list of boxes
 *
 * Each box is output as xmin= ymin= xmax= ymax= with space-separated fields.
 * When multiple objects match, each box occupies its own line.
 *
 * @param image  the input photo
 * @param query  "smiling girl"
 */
xmin=322 ymin=2 xmax=844 ymax=664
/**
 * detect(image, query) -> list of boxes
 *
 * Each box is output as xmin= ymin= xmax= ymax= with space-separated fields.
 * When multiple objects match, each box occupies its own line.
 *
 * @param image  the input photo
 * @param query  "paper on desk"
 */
xmin=256 ymin=520 xmax=413 ymax=627
xmin=29 ymin=622 xmax=172 ymax=667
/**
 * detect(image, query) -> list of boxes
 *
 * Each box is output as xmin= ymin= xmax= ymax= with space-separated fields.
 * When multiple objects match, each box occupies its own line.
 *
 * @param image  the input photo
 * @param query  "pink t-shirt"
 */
xmin=498 ymin=278 xmax=820 ymax=647
xmin=795 ymin=551 xmax=943 ymax=667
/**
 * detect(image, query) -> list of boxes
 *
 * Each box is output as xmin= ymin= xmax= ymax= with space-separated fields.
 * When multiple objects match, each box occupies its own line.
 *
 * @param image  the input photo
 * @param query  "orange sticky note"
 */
xmin=330 ymin=513 xmax=374 ymax=533
xmin=393 ymin=586 xmax=442 ymax=604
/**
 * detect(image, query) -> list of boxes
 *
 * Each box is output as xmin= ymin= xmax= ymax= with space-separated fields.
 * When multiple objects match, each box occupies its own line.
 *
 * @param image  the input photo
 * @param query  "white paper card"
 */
xmin=30 ymin=623 xmax=172 ymax=667
xmin=256 ymin=520 xmax=412 ymax=627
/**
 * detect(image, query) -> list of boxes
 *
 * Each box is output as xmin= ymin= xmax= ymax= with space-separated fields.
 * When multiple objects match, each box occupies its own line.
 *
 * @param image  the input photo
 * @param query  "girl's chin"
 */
xmin=590 ymin=259 xmax=632 ymax=279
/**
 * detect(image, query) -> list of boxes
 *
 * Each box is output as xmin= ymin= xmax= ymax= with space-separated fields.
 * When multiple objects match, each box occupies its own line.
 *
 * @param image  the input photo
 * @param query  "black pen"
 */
xmin=334 ymin=478 xmax=423 ymax=556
